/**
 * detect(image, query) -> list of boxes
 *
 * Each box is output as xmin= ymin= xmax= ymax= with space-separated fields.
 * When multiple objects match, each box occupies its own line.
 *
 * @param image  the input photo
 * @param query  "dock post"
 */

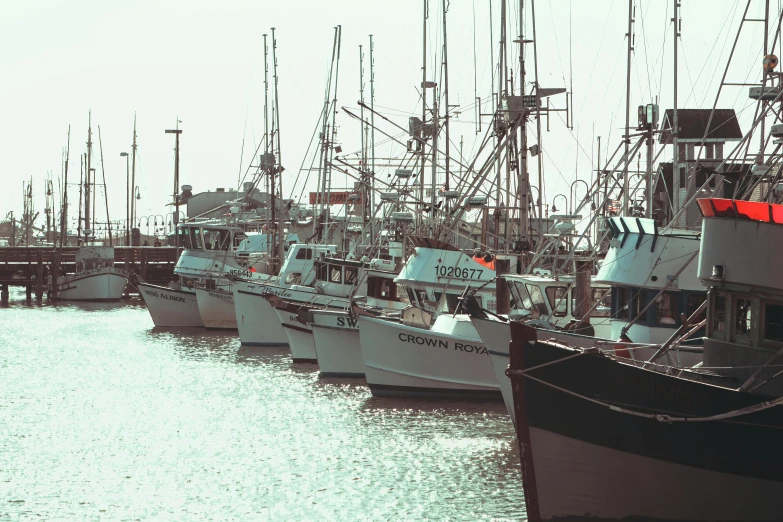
xmin=50 ymin=252 xmax=59 ymax=300
xmin=35 ymin=251 xmax=44 ymax=301
xmin=123 ymin=249 xmax=131 ymax=297
xmin=495 ymin=258 xmax=511 ymax=314
xmin=1 ymin=284 xmax=8 ymax=304
xmin=140 ymin=248 xmax=148 ymax=281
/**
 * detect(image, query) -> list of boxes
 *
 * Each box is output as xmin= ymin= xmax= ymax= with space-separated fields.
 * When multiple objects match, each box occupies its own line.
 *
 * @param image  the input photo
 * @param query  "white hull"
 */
xmin=138 ymin=282 xmax=203 ymax=327
xmin=311 ymin=310 xmax=363 ymax=377
xmin=232 ymin=283 xmax=288 ymax=346
xmin=529 ymin=426 xmax=782 ymax=521
xmin=358 ymin=315 xmax=500 ymax=400
xmin=470 ymin=317 xmax=515 ymax=424
xmin=54 ymin=267 xmax=127 ymax=301
xmin=274 ymin=308 xmax=317 ymax=363
xmin=195 ymin=287 xmax=237 ymax=330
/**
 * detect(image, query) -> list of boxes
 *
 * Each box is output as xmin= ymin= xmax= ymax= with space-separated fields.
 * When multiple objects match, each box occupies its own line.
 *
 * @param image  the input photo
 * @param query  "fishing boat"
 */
xmin=311 ymin=265 xmax=406 ymax=377
xmin=232 ymin=243 xmax=336 ymax=345
xmin=51 ymin=113 xmax=128 ymax=301
xmin=53 ymin=246 xmax=128 ymax=301
xmin=357 ymin=241 xmax=505 ymax=399
xmin=506 ymin=197 xmax=783 ymax=521
xmin=266 ymin=256 xmax=400 ymax=368
xmin=138 ymin=222 xmax=275 ymax=327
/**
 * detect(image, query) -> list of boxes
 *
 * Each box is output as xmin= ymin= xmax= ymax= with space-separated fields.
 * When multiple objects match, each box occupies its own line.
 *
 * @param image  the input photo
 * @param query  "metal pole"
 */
xmin=420 ymin=0 xmax=428 ymax=231
xmin=166 ymin=127 xmax=183 ymax=248
xmin=369 ymin=34 xmax=376 ymax=244
xmin=531 ymin=0 xmax=544 ymax=245
xmin=85 ymin=112 xmax=92 ymax=234
xmin=623 ymin=0 xmax=634 ymax=215
xmin=271 ymin=27 xmax=284 ymax=270
xmin=672 ymin=0 xmax=680 ymax=225
xmin=131 ymin=113 xmax=138 ymax=232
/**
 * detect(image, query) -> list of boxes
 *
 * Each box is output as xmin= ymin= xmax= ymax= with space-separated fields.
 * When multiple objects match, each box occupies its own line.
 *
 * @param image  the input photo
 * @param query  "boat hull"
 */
xmin=311 ymin=310 xmax=364 ymax=377
xmin=358 ymin=315 xmax=500 ymax=400
xmin=195 ymin=287 xmax=237 ymax=330
xmin=508 ymin=326 xmax=783 ymax=521
xmin=138 ymin=282 xmax=203 ymax=327
xmin=274 ymin=307 xmax=317 ymax=363
xmin=232 ymin=283 xmax=288 ymax=346
xmin=54 ymin=267 xmax=127 ymax=301
xmin=471 ymin=317 xmax=516 ymax=424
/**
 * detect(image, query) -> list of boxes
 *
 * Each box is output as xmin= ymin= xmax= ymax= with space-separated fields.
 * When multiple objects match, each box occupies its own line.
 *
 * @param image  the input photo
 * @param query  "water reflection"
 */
xmin=1 ymin=301 xmax=525 ymax=520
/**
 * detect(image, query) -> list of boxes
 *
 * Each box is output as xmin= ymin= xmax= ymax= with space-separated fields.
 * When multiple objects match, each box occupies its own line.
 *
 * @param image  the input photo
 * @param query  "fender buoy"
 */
xmin=614 ymin=333 xmax=632 ymax=359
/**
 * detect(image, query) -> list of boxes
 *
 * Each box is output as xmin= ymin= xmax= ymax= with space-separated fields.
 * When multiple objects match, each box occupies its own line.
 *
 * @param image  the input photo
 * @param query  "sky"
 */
xmin=0 ymin=0 xmax=775 ymax=236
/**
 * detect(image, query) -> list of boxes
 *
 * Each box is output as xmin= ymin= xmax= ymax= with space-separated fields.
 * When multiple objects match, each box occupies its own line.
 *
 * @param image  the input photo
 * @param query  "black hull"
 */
xmin=508 ymin=323 xmax=783 ymax=521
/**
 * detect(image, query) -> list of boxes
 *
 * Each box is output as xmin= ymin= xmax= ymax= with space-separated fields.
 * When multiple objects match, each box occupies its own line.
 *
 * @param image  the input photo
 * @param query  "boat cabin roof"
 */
xmin=698 ymin=197 xmax=783 ymax=224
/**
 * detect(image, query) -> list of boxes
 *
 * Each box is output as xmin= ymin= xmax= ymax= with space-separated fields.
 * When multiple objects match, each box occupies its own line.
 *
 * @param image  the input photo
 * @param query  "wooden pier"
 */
xmin=0 ymin=246 xmax=181 ymax=302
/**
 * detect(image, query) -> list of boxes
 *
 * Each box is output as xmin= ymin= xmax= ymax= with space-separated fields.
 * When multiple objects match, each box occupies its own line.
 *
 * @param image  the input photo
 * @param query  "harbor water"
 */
xmin=1 ymin=290 xmax=525 ymax=520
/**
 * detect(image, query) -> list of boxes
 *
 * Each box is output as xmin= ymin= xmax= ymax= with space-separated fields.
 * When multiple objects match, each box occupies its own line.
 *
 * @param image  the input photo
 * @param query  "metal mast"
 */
xmin=672 ymin=0 xmax=680 ymax=224
xmin=359 ymin=44 xmax=367 ymax=224
xmin=420 ymin=0 xmax=428 ymax=230
xmin=85 ymin=111 xmax=92 ymax=238
xmin=131 ymin=114 xmax=138 ymax=234
xmin=271 ymin=27 xmax=284 ymax=268
xmin=442 ymin=0 xmax=451 ymax=213
xmin=531 ymin=0 xmax=544 ymax=241
xmin=623 ymin=0 xmax=634 ymax=215
xmin=369 ymin=34 xmax=376 ymax=241
xmin=517 ymin=0 xmax=530 ymax=250
xmin=61 ymin=126 xmax=70 ymax=245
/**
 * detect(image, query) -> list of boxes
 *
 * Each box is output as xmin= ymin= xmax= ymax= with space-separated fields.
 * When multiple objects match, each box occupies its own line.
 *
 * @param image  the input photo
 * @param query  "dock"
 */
xmin=0 ymin=246 xmax=181 ymax=302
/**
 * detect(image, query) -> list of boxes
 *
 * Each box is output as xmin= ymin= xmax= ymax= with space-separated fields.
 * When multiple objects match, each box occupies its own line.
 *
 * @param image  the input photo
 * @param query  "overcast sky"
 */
xmin=0 ymin=0 xmax=773 ymax=235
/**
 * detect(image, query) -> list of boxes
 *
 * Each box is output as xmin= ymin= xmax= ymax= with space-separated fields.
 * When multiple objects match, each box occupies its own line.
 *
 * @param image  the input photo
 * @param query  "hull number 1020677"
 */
xmin=434 ymin=265 xmax=483 ymax=280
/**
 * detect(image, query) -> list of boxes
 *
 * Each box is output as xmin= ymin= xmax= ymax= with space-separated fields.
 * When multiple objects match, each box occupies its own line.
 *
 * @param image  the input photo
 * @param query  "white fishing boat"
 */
xmin=53 ymin=246 xmax=128 ymax=301
xmin=269 ymin=256 xmax=399 ymax=369
xmin=194 ymin=282 xmax=236 ymax=329
xmin=139 ymin=222 xmax=276 ymax=327
xmin=137 ymin=280 xmax=203 ymax=327
xmin=311 ymin=269 xmax=406 ymax=377
xmin=358 ymin=242 xmax=505 ymax=399
xmin=231 ymin=243 xmax=337 ymax=346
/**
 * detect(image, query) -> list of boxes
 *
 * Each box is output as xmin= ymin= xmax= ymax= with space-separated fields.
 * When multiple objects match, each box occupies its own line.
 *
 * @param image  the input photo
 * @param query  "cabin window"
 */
xmin=654 ymin=293 xmax=678 ymax=326
xmin=203 ymin=229 xmax=215 ymax=250
xmin=234 ymin=233 xmax=247 ymax=248
xmin=344 ymin=266 xmax=358 ymax=284
xmin=406 ymin=287 xmax=419 ymax=306
xmin=316 ymin=262 xmax=328 ymax=282
xmin=686 ymin=294 xmax=706 ymax=320
xmin=368 ymin=277 xmax=397 ymax=300
xmin=764 ymin=303 xmax=783 ymax=342
xmin=189 ymin=228 xmax=203 ymax=249
xmin=545 ymin=286 xmax=569 ymax=317
xmin=615 ymin=287 xmax=643 ymax=322
xmin=214 ymin=230 xmax=230 ymax=251
xmin=525 ymin=284 xmax=549 ymax=317
xmin=295 ymin=248 xmax=313 ymax=260
xmin=330 ymin=266 xmax=342 ymax=283
xmin=733 ymin=297 xmax=753 ymax=339
xmin=615 ymin=287 xmax=629 ymax=319
xmin=178 ymin=228 xmax=192 ymax=249
xmin=285 ymin=272 xmax=302 ymax=285
xmin=592 ymin=288 xmax=611 ymax=317
xmin=434 ymin=292 xmax=462 ymax=314
xmin=712 ymin=292 xmax=727 ymax=335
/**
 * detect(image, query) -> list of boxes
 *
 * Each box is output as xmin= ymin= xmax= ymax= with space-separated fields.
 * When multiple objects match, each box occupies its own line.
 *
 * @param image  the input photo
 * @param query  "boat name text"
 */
xmin=398 ymin=333 xmax=487 ymax=354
